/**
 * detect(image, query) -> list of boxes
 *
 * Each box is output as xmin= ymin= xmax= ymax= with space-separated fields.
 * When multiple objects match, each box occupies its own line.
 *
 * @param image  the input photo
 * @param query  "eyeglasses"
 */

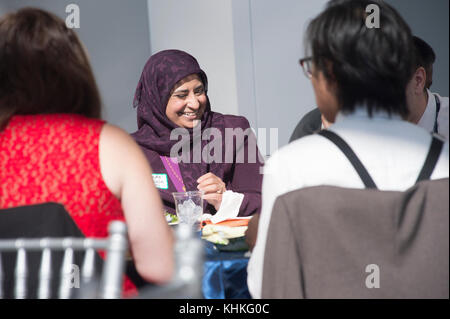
xmin=299 ymin=57 xmax=313 ymax=79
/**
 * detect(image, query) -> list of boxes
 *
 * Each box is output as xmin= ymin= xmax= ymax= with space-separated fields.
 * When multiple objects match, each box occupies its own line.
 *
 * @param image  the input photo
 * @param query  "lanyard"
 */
xmin=160 ymin=156 xmax=186 ymax=192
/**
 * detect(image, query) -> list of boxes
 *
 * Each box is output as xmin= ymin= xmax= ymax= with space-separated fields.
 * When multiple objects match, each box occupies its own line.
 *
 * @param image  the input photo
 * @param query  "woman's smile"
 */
xmin=178 ymin=110 xmax=199 ymax=119
xmin=166 ymin=74 xmax=207 ymax=128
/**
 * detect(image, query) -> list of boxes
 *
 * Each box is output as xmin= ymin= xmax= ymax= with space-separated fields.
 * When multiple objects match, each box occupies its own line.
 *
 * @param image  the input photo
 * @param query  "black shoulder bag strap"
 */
xmin=416 ymin=135 xmax=444 ymax=183
xmin=433 ymin=94 xmax=441 ymax=134
xmin=317 ymin=130 xmax=378 ymax=189
xmin=318 ymin=130 xmax=444 ymax=188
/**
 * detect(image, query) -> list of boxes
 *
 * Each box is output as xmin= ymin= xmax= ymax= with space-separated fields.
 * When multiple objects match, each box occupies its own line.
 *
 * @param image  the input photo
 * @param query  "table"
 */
xmin=202 ymin=240 xmax=251 ymax=299
xmin=129 ymin=231 xmax=252 ymax=299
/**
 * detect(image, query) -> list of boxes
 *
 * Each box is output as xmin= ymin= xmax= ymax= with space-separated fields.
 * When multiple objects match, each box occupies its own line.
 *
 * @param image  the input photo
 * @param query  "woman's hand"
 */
xmin=197 ymin=172 xmax=226 ymax=211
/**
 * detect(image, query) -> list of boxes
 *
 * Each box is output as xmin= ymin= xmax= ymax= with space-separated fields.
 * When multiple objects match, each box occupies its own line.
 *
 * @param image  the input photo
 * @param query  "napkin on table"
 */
xmin=201 ymin=190 xmax=247 ymax=245
xmin=202 ymin=190 xmax=244 ymax=224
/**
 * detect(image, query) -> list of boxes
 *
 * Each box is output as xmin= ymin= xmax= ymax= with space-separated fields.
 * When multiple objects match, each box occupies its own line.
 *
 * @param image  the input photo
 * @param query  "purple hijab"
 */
xmin=132 ymin=49 xmax=215 ymax=156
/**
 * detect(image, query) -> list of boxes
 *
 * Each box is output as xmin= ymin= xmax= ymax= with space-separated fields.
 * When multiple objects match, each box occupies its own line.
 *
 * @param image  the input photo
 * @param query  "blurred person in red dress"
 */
xmin=0 ymin=8 xmax=174 ymax=295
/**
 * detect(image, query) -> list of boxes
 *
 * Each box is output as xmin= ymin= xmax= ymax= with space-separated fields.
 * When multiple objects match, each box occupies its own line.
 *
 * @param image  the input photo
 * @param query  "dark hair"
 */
xmin=412 ymin=36 xmax=435 ymax=89
xmin=0 ymin=8 xmax=101 ymax=129
xmin=305 ymin=0 xmax=414 ymax=117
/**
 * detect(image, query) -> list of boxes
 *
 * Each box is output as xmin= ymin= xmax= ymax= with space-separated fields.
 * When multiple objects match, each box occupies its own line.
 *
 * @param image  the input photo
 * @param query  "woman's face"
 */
xmin=166 ymin=74 xmax=207 ymax=128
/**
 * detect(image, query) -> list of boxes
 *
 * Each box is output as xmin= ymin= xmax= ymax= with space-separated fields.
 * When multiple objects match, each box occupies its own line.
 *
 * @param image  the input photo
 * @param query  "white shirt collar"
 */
xmin=334 ymin=106 xmax=403 ymax=124
xmin=417 ymin=89 xmax=437 ymax=132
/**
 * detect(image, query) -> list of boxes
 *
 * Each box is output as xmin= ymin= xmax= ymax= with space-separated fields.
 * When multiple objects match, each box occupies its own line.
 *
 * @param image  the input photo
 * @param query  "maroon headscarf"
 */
xmin=132 ymin=49 xmax=214 ymax=156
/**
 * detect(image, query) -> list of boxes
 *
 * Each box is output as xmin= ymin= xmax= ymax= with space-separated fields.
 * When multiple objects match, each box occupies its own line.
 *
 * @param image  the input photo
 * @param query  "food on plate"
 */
xmin=201 ymin=224 xmax=248 ymax=245
xmin=164 ymin=211 xmax=179 ymax=224
xmin=202 ymin=218 xmax=250 ymax=228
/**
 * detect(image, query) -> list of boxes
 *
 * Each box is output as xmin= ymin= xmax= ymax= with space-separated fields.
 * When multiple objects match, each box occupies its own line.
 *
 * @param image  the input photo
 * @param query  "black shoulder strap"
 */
xmin=433 ymin=94 xmax=441 ymax=134
xmin=416 ymin=135 xmax=444 ymax=183
xmin=317 ymin=130 xmax=378 ymax=189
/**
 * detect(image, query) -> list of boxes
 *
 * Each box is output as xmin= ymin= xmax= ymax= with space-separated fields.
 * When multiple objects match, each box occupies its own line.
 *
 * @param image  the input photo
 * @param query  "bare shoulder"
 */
xmin=99 ymin=123 xmax=150 ymax=197
xmin=100 ymin=123 xmax=136 ymax=145
xmin=99 ymin=123 xmax=145 ymax=159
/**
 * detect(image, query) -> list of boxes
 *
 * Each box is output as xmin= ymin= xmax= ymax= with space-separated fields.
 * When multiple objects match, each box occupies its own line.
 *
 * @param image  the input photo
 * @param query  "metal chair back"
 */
xmin=138 ymin=224 xmax=204 ymax=299
xmin=0 ymin=221 xmax=128 ymax=299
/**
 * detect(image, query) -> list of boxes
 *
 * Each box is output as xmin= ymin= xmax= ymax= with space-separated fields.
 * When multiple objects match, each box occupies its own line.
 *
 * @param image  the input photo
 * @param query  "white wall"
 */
xmin=147 ymin=0 xmax=239 ymax=117
xmin=254 ymin=0 xmax=328 ymax=146
xmin=231 ymin=0 xmax=258 ymax=129
xmin=386 ymin=0 xmax=449 ymax=96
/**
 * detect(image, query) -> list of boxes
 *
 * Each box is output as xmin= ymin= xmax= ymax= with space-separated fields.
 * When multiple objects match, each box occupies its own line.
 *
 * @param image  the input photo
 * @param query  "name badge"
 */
xmin=152 ymin=173 xmax=169 ymax=189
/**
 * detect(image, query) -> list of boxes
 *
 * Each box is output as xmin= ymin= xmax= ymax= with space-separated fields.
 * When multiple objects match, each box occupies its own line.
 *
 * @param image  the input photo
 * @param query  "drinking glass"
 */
xmin=172 ymin=191 xmax=204 ymax=230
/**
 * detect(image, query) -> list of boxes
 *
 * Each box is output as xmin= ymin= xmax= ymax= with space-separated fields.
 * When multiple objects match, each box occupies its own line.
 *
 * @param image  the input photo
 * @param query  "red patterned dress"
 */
xmin=0 ymin=114 xmax=136 ymax=295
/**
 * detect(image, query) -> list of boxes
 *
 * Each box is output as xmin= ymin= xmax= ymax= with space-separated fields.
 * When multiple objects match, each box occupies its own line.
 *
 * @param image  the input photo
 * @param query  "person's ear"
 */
xmin=323 ymin=60 xmax=338 ymax=91
xmin=411 ymin=67 xmax=427 ymax=94
xmin=321 ymin=114 xmax=332 ymax=128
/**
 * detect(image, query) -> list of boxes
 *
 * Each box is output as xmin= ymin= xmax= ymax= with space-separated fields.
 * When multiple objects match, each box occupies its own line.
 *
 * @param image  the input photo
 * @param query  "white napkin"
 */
xmin=202 ymin=190 xmax=244 ymax=224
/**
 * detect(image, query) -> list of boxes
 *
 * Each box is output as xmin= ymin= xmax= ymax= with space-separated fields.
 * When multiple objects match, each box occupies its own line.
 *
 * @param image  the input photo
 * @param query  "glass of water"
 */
xmin=172 ymin=191 xmax=204 ymax=230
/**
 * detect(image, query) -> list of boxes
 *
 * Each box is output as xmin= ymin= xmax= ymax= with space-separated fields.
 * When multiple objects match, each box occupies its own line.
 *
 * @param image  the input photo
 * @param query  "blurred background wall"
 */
xmin=1 ymin=0 xmax=448 ymax=150
xmin=386 ymin=0 xmax=449 ymax=99
xmin=0 ymin=0 xmax=151 ymax=133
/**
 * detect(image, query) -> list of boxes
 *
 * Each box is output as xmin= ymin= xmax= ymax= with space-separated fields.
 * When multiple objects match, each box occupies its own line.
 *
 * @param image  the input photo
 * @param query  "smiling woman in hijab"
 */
xmin=132 ymin=49 xmax=263 ymax=218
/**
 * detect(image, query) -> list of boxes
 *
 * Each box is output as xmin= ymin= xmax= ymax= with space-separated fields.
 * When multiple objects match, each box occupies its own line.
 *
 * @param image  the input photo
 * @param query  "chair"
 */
xmin=0 ymin=204 xmax=128 ymax=299
xmin=262 ymin=179 xmax=449 ymax=298
xmin=262 ymin=132 xmax=448 ymax=299
xmin=138 ymin=224 xmax=204 ymax=299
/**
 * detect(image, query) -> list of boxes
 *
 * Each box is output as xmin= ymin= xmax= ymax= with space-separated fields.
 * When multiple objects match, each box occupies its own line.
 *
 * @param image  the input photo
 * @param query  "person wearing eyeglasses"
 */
xmin=247 ymin=0 xmax=449 ymax=299
xmin=290 ymin=36 xmax=449 ymax=143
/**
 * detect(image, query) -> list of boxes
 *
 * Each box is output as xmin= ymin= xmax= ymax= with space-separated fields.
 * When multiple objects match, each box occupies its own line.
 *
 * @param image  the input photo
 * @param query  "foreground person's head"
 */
xmin=304 ymin=0 xmax=414 ymax=123
xmin=0 ymin=8 xmax=101 ymax=129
